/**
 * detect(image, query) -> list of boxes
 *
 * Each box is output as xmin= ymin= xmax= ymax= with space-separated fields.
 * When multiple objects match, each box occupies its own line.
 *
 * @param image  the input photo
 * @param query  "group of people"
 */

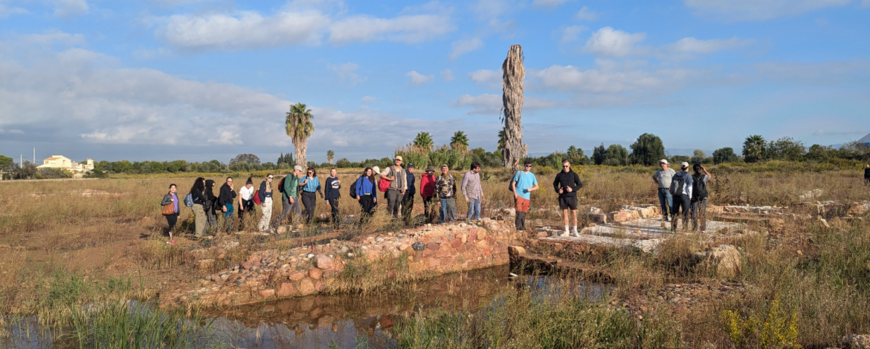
xmin=159 ymin=155 xmax=726 ymax=243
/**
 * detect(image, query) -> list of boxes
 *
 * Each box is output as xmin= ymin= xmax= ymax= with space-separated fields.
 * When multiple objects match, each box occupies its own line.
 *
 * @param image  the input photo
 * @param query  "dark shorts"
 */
xmin=558 ymin=196 xmax=578 ymax=210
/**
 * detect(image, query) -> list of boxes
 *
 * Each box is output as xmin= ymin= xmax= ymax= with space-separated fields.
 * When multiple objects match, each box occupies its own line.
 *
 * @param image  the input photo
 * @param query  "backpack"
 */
xmin=183 ymin=193 xmax=194 ymax=207
xmin=349 ymin=177 xmax=359 ymax=197
xmin=277 ymin=177 xmax=285 ymax=194
xmin=378 ymin=177 xmax=390 ymax=193
xmin=252 ymin=183 xmax=262 ymax=205
xmin=692 ymin=174 xmax=708 ymax=200
xmin=508 ymin=171 xmax=523 ymax=192
xmin=669 ymin=172 xmax=686 ymax=196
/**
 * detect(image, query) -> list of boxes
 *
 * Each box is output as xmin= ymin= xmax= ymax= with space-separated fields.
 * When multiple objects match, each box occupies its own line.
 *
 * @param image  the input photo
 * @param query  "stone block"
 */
xmin=308 ymin=268 xmax=323 ymax=280
xmin=276 ymin=283 xmax=296 ymax=297
xmin=610 ymin=211 xmax=633 ymax=223
xmin=427 ymin=242 xmax=440 ymax=251
xmin=298 ymin=278 xmax=316 ymax=296
xmin=289 ymin=272 xmax=306 ymax=281
xmin=258 ymin=289 xmax=275 ymax=298
xmin=315 ymin=255 xmax=334 ymax=270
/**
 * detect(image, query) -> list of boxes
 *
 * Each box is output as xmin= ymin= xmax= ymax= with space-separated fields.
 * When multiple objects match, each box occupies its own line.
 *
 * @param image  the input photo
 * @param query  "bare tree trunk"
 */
xmin=502 ymin=44 xmax=527 ymax=168
xmin=294 ymin=138 xmax=307 ymax=169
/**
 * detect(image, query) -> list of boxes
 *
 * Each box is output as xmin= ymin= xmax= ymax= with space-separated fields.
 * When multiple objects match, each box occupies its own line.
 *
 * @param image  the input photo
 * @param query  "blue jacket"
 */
xmin=406 ymin=171 xmax=416 ymax=194
xmin=300 ymin=176 xmax=321 ymax=193
xmin=355 ymin=177 xmax=375 ymax=197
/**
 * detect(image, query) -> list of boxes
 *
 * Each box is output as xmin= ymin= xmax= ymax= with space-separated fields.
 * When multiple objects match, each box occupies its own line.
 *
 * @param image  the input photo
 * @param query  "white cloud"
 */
xmin=583 ymin=27 xmax=647 ymax=57
xmin=328 ymin=14 xmax=454 ymax=44
xmin=449 ymin=37 xmax=483 ymax=60
xmin=17 ymin=30 xmax=86 ymax=46
xmin=468 ymin=69 xmax=502 ymax=88
xmin=574 ymin=6 xmax=598 ymax=21
xmin=0 ymin=2 xmax=28 ymax=18
xmin=53 ymin=0 xmax=88 ymax=18
xmin=683 ymin=0 xmax=851 ymax=21
xmin=532 ymin=0 xmax=570 ymax=8
xmin=0 ymin=128 xmax=24 ymax=134
xmin=665 ymin=37 xmax=755 ymax=54
xmin=559 ymin=25 xmax=585 ymax=44
xmin=159 ymin=11 xmax=328 ymax=51
xmin=361 ymin=96 xmax=377 ymax=103
xmin=452 ymin=93 xmax=560 ymax=114
xmin=440 ymin=69 xmax=454 ymax=81
xmin=405 ymin=71 xmax=434 ymax=86
xmin=328 ymin=62 xmax=365 ymax=85
xmin=863 ymin=0 xmax=870 ymax=7
xmin=471 ymin=0 xmax=514 ymax=20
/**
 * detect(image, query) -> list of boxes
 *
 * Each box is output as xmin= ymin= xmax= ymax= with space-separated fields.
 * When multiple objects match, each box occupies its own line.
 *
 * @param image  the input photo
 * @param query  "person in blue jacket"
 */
xmin=299 ymin=168 xmax=323 ymax=224
xmin=355 ymin=167 xmax=378 ymax=221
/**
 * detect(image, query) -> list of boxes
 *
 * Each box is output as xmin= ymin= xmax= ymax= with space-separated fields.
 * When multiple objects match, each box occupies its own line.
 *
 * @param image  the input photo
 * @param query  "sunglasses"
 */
xmin=525 ymin=165 xmax=532 ymax=167
xmin=267 ymin=177 xmax=273 ymax=179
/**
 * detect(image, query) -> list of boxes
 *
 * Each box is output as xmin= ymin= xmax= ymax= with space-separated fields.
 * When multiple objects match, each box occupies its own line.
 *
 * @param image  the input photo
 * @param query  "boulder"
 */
xmin=315 ymin=255 xmax=334 ymax=270
xmin=289 ymin=272 xmax=306 ymax=281
xmin=298 ymin=278 xmax=316 ymax=296
xmin=412 ymin=242 xmax=425 ymax=251
xmin=699 ymin=245 xmax=742 ymax=279
xmin=276 ymin=282 xmax=296 ymax=297
xmin=849 ymin=202 xmax=865 ymax=216
xmin=610 ymin=211 xmax=633 ymax=223
xmin=842 ymin=334 xmax=870 ymax=349
xmin=308 ymin=268 xmax=322 ymax=280
xmin=767 ymin=218 xmax=785 ymax=232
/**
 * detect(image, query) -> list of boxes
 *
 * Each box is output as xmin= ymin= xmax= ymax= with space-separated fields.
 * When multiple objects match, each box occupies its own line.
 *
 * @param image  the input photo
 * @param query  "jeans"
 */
xmin=467 ymin=198 xmax=481 ymax=220
xmin=302 ymin=191 xmax=317 ymax=224
xmin=223 ymin=203 xmax=234 ymax=232
xmin=439 ymin=198 xmax=456 ymax=223
xmin=327 ymin=198 xmax=340 ymax=227
xmin=671 ymin=194 xmax=690 ymax=231
xmin=657 ymin=189 xmax=673 ymax=220
xmin=691 ymin=199 xmax=707 ymax=232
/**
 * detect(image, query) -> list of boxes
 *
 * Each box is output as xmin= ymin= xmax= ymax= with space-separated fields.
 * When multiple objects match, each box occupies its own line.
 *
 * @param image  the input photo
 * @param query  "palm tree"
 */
xmin=450 ymin=131 xmax=469 ymax=150
xmin=413 ymin=132 xmax=434 ymax=150
xmin=497 ymin=129 xmax=506 ymax=152
xmin=742 ymin=135 xmax=766 ymax=163
xmin=327 ymin=150 xmax=334 ymax=164
xmin=285 ymin=103 xmax=314 ymax=168
xmin=502 ymin=44 xmax=527 ymax=168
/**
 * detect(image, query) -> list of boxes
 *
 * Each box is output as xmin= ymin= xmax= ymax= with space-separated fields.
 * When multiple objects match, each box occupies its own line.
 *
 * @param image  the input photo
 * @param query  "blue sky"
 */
xmin=0 ymin=0 xmax=868 ymax=163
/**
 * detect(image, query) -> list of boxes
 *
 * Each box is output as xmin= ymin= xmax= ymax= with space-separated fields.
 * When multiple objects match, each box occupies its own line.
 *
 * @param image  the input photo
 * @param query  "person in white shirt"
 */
xmin=238 ymin=177 xmax=256 ymax=229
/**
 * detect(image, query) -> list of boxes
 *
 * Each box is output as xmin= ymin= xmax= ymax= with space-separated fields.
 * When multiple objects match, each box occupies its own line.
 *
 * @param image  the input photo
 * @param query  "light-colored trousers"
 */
xmin=258 ymin=197 xmax=273 ymax=231
xmin=192 ymin=203 xmax=206 ymax=237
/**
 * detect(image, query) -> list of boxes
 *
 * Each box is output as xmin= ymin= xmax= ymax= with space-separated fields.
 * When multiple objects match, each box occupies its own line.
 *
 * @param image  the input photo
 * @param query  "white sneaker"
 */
xmin=558 ymin=232 xmax=569 ymax=237
xmin=570 ymin=231 xmax=580 ymax=237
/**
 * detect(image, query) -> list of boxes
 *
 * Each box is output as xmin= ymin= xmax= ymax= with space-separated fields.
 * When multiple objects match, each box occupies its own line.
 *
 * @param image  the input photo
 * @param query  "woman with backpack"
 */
xmin=189 ymin=177 xmax=208 ymax=238
xmin=355 ymin=167 xmax=377 ymax=221
xmin=299 ymin=168 xmax=324 ymax=224
xmin=160 ymin=183 xmax=179 ymax=244
xmin=691 ymin=164 xmax=712 ymax=232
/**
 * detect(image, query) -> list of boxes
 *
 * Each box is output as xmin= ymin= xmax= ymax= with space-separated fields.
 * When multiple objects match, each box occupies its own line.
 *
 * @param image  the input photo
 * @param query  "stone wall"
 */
xmin=166 ymin=219 xmax=519 ymax=307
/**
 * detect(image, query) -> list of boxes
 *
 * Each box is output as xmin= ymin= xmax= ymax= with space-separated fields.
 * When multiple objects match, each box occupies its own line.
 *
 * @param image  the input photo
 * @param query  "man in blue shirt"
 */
xmin=402 ymin=163 xmax=416 ymax=226
xmin=511 ymin=159 xmax=539 ymax=230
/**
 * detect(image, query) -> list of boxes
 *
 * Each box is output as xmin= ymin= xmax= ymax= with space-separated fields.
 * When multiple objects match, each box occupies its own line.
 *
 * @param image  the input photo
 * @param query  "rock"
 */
xmin=315 ymin=255 xmax=334 ymax=270
xmin=258 ymin=289 xmax=275 ymax=298
xmin=536 ymin=232 xmax=549 ymax=238
xmin=412 ymin=242 xmax=425 ymax=251
xmin=798 ymin=189 xmax=823 ymax=201
xmin=289 ymin=272 xmax=306 ymax=281
xmin=196 ymin=259 xmax=215 ymax=270
xmin=610 ymin=211 xmax=633 ymax=223
xmin=298 ymin=278 xmax=316 ymax=296
xmin=507 ymin=246 xmax=526 ymax=257
xmin=276 ymin=282 xmax=296 ymax=297
xmin=308 ymin=268 xmax=323 ymax=280
xmin=842 ymin=334 xmax=870 ymax=349
xmin=427 ymin=242 xmax=440 ymax=251
xmin=702 ymin=245 xmax=742 ymax=279
xmin=768 ymin=218 xmax=785 ymax=232
xmin=849 ymin=202 xmax=865 ymax=216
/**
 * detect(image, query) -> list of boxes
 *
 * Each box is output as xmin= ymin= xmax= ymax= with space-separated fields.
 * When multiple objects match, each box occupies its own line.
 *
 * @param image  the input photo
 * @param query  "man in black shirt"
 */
xmin=324 ymin=168 xmax=341 ymax=228
xmin=402 ymin=163 xmax=416 ymax=226
xmin=553 ymin=159 xmax=582 ymax=236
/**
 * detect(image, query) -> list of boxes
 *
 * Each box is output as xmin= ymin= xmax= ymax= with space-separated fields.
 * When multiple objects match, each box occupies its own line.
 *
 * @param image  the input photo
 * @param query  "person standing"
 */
xmin=355 ymin=167 xmax=377 ymax=221
xmin=324 ymin=168 xmax=341 ymax=227
xmin=258 ymin=174 xmax=274 ymax=233
xmin=299 ymin=168 xmax=324 ymax=224
xmin=670 ymin=162 xmax=694 ymax=232
xmin=691 ymin=164 xmax=712 ymax=232
xmin=382 ymin=157 xmax=407 ymax=218
xmin=189 ymin=177 xmax=208 ymax=238
xmin=238 ymin=177 xmax=255 ymax=229
xmin=204 ymin=179 xmax=218 ymax=232
xmin=511 ymin=160 xmax=539 ymax=231
xmin=274 ymin=165 xmax=303 ymax=230
xmin=436 ymin=164 xmax=457 ymax=223
xmin=420 ymin=165 xmax=437 ymax=223
xmin=161 ymin=183 xmax=179 ymax=244
xmin=652 ymin=159 xmax=676 ymax=223
xmin=553 ymin=159 xmax=583 ymax=236
xmin=865 ymin=164 xmax=870 ymax=185
xmin=461 ymin=162 xmax=484 ymax=221
xmin=218 ymin=177 xmax=237 ymax=233
xmin=402 ymin=163 xmax=416 ymax=226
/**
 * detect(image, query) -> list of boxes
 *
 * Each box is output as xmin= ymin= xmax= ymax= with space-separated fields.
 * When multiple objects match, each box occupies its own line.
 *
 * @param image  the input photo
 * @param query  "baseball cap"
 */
xmin=293 ymin=165 xmax=303 ymax=171
xmin=426 ymin=165 xmax=435 ymax=172
xmin=395 ymin=156 xmax=403 ymax=161
xmin=659 ymin=159 xmax=669 ymax=164
xmin=407 ymin=163 xmax=415 ymax=168
xmin=680 ymin=162 xmax=689 ymax=169
xmin=441 ymin=164 xmax=448 ymax=168
xmin=372 ymin=166 xmax=380 ymax=174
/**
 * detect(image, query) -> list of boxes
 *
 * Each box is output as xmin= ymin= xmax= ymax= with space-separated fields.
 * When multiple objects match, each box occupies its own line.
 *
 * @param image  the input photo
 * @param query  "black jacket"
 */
xmin=191 ymin=188 xmax=207 ymax=205
xmin=218 ymin=184 xmax=236 ymax=206
xmin=553 ymin=170 xmax=582 ymax=198
xmin=325 ymin=176 xmax=341 ymax=200
xmin=865 ymin=168 xmax=870 ymax=179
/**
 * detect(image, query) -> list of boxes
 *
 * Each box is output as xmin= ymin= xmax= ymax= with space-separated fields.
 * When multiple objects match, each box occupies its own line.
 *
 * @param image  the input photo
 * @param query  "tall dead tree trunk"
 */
xmin=502 ymin=44 xmax=527 ymax=170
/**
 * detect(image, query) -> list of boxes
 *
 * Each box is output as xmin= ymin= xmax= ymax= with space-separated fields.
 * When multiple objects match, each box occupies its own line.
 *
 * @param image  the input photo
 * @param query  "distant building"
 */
xmin=38 ymin=155 xmax=94 ymax=174
xmin=860 ymin=133 xmax=870 ymax=147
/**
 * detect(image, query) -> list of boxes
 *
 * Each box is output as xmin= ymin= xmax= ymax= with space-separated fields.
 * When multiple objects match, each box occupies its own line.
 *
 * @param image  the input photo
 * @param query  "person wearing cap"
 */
xmin=436 ymin=164 xmax=457 ymax=223
xmin=382 ymin=156 xmax=408 ymax=218
xmin=461 ymin=162 xmax=484 ymax=221
xmin=652 ymin=159 xmax=676 ymax=222
xmin=512 ymin=159 xmax=539 ymax=230
xmin=553 ymin=159 xmax=582 ymax=236
xmin=420 ymin=165 xmax=437 ymax=223
xmin=669 ymin=162 xmax=694 ymax=232
xmin=274 ymin=165 xmax=303 ymax=230
xmin=402 ymin=163 xmax=417 ymax=226
xmin=324 ymin=168 xmax=341 ymax=228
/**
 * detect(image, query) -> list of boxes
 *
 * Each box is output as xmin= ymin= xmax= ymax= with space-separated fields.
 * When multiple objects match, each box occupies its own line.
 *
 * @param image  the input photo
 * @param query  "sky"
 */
xmin=0 ymin=0 xmax=868 ymax=164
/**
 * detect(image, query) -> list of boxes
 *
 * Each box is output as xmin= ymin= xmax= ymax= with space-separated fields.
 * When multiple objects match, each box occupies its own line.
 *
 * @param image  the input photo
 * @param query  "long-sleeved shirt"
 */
xmin=355 ymin=176 xmax=376 ymax=197
xmin=258 ymin=181 xmax=272 ymax=202
xmin=672 ymin=171 xmax=694 ymax=199
xmin=461 ymin=170 xmax=482 ymax=200
xmin=191 ymin=188 xmax=207 ymax=205
xmin=405 ymin=171 xmax=416 ymax=196
xmin=300 ymin=176 xmax=321 ymax=193
xmin=553 ymin=170 xmax=582 ymax=198
xmin=325 ymin=176 xmax=341 ymax=200
xmin=865 ymin=168 xmax=870 ymax=179
xmin=218 ymin=184 xmax=236 ymax=206
xmin=436 ymin=174 xmax=456 ymax=199
xmin=282 ymin=174 xmax=299 ymax=201
xmin=420 ymin=173 xmax=436 ymax=198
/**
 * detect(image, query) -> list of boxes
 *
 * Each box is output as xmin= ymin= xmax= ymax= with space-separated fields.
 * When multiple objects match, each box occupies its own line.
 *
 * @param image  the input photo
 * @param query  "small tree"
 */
xmin=629 ymin=133 xmax=666 ymax=166
xmin=413 ymin=132 xmax=434 ymax=150
xmin=603 ymin=144 xmax=629 ymax=166
xmin=742 ymin=135 xmax=766 ymax=163
xmin=566 ymin=146 xmax=590 ymax=165
xmin=592 ymin=143 xmax=607 ymax=165
xmin=230 ymin=154 xmax=260 ymax=167
xmin=767 ymin=137 xmax=806 ymax=161
xmin=327 ymin=150 xmax=335 ymax=164
xmin=712 ymin=147 xmax=739 ymax=164
xmin=450 ymin=131 xmax=469 ymax=150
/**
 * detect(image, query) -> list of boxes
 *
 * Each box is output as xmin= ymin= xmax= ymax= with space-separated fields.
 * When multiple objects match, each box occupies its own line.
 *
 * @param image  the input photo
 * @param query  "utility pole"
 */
xmin=33 ymin=147 xmax=35 ymax=164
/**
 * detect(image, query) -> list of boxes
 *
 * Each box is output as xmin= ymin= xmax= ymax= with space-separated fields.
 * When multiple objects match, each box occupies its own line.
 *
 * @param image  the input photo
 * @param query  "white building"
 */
xmin=37 ymin=155 xmax=94 ymax=174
